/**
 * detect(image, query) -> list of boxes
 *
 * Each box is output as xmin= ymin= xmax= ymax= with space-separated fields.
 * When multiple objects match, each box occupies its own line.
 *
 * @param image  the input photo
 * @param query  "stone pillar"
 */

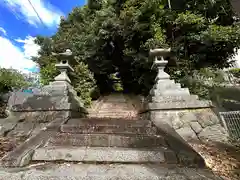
xmin=9 ymin=49 xmax=86 ymax=122
xmin=143 ymin=48 xmax=229 ymax=144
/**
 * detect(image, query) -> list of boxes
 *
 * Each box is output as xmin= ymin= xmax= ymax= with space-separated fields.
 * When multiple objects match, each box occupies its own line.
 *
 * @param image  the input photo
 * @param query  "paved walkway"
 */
xmin=0 ymin=163 xmax=222 ymax=180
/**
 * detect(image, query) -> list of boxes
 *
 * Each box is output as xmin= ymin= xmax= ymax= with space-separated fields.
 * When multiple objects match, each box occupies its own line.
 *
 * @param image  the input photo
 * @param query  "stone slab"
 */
xmin=48 ymin=133 xmax=167 ymax=148
xmin=146 ymin=100 xmax=213 ymax=110
xmin=61 ymin=124 xmax=157 ymax=135
xmin=88 ymin=113 xmax=138 ymax=119
xmin=12 ymin=103 xmax=72 ymax=111
xmin=195 ymin=111 xmax=220 ymax=128
xmin=176 ymin=126 xmax=198 ymax=141
xmin=32 ymin=147 xmax=176 ymax=163
xmin=154 ymin=82 xmax=181 ymax=89
xmin=198 ymin=124 xmax=229 ymax=142
xmin=0 ymin=163 xmax=222 ymax=179
xmin=151 ymin=84 xmax=182 ymax=93
xmin=151 ymin=95 xmax=199 ymax=103
xmin=158 ymin=88 xmax=190 ymax=96
xmin=88 ymin=114 xmax=139 ymax=119
xmin=66 ymin=118 xmax=151 ymax=127
xmin=0 ymin=122 xmax=18 ymax=136
xmin=12 ymin=111 xmax=69 ymax=123
xmin=0 ymin=117 xmax=69 ymax=167
xmin=30 ymin=123 xmax=48 ymax=137
xmin=7 ymin=122 xmax=35 ymax=138
xmin=189 ymin=122 xmax=202 ymax=134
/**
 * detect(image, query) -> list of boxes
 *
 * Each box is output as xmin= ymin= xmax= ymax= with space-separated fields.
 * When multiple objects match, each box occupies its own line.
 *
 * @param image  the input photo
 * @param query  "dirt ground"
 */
xmin=0 ymin=136 xmax=27 ymax=159
xmin=190 ymin=141 xmax=240 ymax=180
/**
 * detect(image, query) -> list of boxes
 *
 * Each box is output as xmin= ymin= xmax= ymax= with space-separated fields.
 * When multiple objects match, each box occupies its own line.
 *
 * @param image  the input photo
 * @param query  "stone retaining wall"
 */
xmin=144 ymin=107 xmax=229 ymax=143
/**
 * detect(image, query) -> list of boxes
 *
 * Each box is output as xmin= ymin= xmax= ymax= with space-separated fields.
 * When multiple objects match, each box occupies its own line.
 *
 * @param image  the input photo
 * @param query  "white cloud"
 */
xmin=1 ymin=0 xmax=63 ymax=27
xmin=15 ymin=36 xmax=41 ymax=59
xmin=0 ymin=27 xmax=7 ymax=36
xmin=0 ymin=35 xmax=40 ymax=73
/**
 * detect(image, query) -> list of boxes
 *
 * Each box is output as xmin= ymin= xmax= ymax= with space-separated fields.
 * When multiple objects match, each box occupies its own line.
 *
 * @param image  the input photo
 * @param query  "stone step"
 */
xmin=159 ymin=88 xmax=190 ymax=96
xmin=94 ymin=104 xmax=134 ymax=109
xmin=61 ymin=124 xmax=157 ymax=135
xmin=146 ymin=99 xmax=212 ymax=110
xmin=152 ymin=83 xmax=181 ymax=91
xmin=47 ymin=133 xmax=167 ymax=148
xmin=88 ymin=109 xmax=135 ymax=114
xmin=87 ymin=110 xmax=136 ymax=115
xmin=91 ymin=109 xmax=137 ymax=113
xmin=0 ymin=163 xmax=222 ymax=179
xmin=88 ymin=110 xmax=138 ymax=114
xmin=88 ymin=114 xmax=138 ymax=119
xmin=32 ymin=147 xmax=177 ymax=163
xmin=151 ymin=95 xmax=199 ymax=103
xmin=66 ymin=118 xmax=151 ymax=127
xmin=88 ymin=113 xmax=138 ymax=117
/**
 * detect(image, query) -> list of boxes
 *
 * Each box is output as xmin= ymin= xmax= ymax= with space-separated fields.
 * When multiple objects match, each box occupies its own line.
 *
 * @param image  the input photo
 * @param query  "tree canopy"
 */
xmin=33 ymin=0 xmax=240 ymax=104
xmin=0 ymin=68 xmax=30 ymax=93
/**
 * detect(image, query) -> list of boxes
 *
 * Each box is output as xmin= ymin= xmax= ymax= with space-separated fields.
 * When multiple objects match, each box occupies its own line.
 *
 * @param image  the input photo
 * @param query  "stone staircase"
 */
xmin=32 ymin=117 xmax=177 ymax=164
xmin=0 ymin=115 xmax=222 ymax=179
xmin=0 ymin=94 xmax=223 ymax=179
xmin=87 ymin=94 xmax=140 ymax=119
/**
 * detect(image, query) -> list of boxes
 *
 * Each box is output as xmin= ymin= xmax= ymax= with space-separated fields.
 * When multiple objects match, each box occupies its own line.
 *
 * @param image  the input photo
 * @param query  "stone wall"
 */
xmin=7 ymin=80 xmax=86 ymax=122
xmin=144 ymin=108 xmax=228 ymax=143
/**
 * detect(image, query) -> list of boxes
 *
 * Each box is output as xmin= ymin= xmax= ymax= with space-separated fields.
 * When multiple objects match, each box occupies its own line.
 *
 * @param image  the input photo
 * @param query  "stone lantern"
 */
xmin=149 ymin=48 xmax=171 ymax=80
xmin=149 ymin=48 xmax=191 ymax=97
xmin=52 ymin=49 xmax=74 ymax=84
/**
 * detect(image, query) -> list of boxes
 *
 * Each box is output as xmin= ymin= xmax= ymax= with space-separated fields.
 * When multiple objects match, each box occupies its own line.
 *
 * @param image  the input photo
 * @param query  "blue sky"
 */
xmin=0 ymin=0 xmax=86 ymax=73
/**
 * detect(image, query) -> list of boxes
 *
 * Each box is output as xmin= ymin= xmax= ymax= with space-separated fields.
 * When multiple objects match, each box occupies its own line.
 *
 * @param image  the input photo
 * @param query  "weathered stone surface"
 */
xmin=149 ymin=111 xmax=173 ymax=127
xmin=176 ymin=127 xmax=198 ymax=141
xmin=33 ymin=147 xmax=176 ymax=163
xmin=151 ymin=84 xmax=182 ymax=94
xmin=7 ymin=77 xmax=86 ymax=122
xmin=87 ymin=94 xmax=142 ymax=119
xmin=66 ymin=118 xmax=151 ymax=127
xmin=7 ymin=92 xmax=33 ymax=109
xmin=30 ymin=123 xmax=48 ymax=137
xmin=147 ymin=100 xmax=212 ymax=110
xmin=0 ymin=164 xmax=222 ymax=180
xmin=48 ymin=133 xmax=167 ymax=148
xmin=196 ymin=111 xmax=220 ymax=128
xmin=172 ymin=119 xmax=184 ymax=130
xmin=10 ymin=111 xmax=69 ymax=123
xmin=151 ymin=95 xmax=199 ymax=103
xmin=10 ymin=93 xmax=71 ymax=111
xmin=7 ymin=122 xmax=35 ymax=138
xmin=148 ymin=108 xmax=229 ymax=144
xmin=0 ymin=122 xmax=18 ymax=136
xmin=61 ymin=124 xmax=157 ymax=135
xmin=63 ymin=118 xmax=154 ymax=136
xmin=177 ymin=150 xmax=203 ymax=166
xmin=0 ymin=118 xmax=68 ymax=167
xmin=19 ymin=150 xmax=34 ymax=167
xmin=88 ymin=112 xmax=138 ymax=119
xmin=198 ymin=124 xmax=228 ymax=142
xmin=160 ymin=88 xmax=190 ymax=96
xmin=179 ymin=112 xmax=198 ymax=123
xmin=189 ymin=122 xmax=203 ymax=134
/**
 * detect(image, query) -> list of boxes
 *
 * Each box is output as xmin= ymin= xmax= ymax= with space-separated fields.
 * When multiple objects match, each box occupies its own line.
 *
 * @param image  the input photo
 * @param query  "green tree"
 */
xmin=229 ymin=68 xmax=240 ymax=79
xmin=0 ymin=68 xmax=30 ymax=93
xmin=33 ymin=31 xmax=96 ymax=106
xmin=35 ymin=0 xmax=240 ymax=100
